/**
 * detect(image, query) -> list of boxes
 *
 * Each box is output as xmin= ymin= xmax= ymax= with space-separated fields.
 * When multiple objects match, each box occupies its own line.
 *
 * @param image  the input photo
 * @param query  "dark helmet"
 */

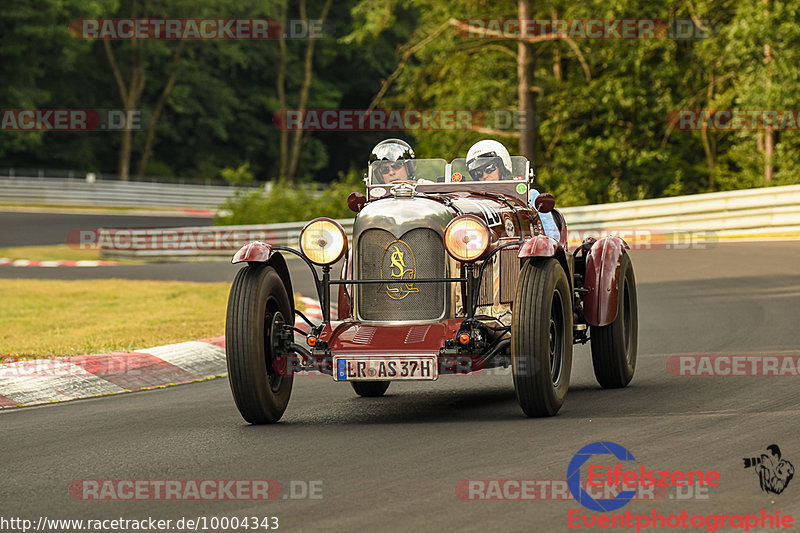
xmin=369 ymin=138 xmax=416 ymax=178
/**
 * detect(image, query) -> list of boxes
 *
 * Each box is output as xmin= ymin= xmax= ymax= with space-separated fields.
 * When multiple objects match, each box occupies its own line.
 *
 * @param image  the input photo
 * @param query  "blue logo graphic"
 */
xmin=336 ymin=359 xmax=347 ymax=380
xmin=567 ymin=441 xmax=637 ymax=512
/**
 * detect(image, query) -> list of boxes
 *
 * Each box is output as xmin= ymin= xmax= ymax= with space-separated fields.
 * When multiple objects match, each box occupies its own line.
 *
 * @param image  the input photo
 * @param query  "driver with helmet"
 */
xmin=466 ymin=139 xmax=512 ymax=181
xmin=369 ymin=138 xmax=416 ymax=183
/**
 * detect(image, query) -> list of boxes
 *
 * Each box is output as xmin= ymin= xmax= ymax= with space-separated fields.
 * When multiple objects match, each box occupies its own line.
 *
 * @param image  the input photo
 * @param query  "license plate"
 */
xmin=333 ymin=356 xmax=438 ymax=381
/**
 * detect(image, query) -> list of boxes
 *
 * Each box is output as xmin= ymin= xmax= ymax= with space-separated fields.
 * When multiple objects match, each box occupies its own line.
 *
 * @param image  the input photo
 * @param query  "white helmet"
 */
xmin=466 ymin=140 xmax=512 ymax=179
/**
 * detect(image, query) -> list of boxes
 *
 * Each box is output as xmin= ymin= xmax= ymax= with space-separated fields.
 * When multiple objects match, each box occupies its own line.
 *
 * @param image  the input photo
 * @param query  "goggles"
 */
xmin=468 ymin=162 xmax=498 ymax=180
xmin=378 ymin=161 xmax=406 ymax=174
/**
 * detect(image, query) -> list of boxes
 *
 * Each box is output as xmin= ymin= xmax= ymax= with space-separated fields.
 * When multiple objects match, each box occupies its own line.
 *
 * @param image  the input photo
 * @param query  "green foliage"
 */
xmin=0 ymin=0 xmax=113 ymax=159
xmin=4 ymin=0 xmax=799 ymax=204
xmin=221 ymin=162 xmax=255 ymax=187
xmin=215 ymin=168 xmax=362 ymax=225
xmin=350 ymin=0 xmax=798 ymax=205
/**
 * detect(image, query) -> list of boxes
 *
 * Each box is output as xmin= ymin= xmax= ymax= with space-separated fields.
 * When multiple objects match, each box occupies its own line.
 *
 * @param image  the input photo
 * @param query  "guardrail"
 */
xmin=96 ymin=184 xmax=800 ymax=261
xmin=562 ymin=184 xmax=800 ymax=236
xmin=0 ymin=168 xmax=232 ymax=186
xmin=0 ymin=176 xmax=254 ymax=209
xmin=95 ymin=221 xmax=355 ymax=261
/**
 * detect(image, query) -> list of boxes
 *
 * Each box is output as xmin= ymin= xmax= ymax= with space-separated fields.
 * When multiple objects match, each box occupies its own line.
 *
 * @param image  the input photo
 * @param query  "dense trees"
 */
xmin=2 ymin=0 xmax=799 ymax=206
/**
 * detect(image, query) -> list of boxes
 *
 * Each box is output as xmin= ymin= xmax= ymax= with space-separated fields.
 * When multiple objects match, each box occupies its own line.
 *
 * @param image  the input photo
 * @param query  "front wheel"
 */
xmin=511 ymin=258 xmax=573 ymax=417
xmin=590 ymin=252 xmax=638 ymax=388
xmin=226 ymin=264 xmax=294 ymax=424
xmin=351 ymin=381 xmax=390 ymax=397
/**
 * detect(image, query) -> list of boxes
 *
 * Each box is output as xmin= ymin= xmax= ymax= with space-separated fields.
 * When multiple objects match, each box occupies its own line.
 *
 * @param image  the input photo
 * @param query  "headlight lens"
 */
xmin=444 ymin=215 xmax=490 ymax=262
xmin=299 ymin=218 xmax=348 ymax=266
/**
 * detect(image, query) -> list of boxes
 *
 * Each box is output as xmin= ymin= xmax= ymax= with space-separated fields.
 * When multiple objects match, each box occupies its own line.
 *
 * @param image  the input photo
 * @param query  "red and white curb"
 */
xmin=0 ymin=297 xmax=327 ymax=409
xmin=180 ymin=209 xmax=215 ymax=217
xmin=0 ymin=337 xmax=227 ymax=409
xmin=0 ymin=258 xmax=118 ymax=267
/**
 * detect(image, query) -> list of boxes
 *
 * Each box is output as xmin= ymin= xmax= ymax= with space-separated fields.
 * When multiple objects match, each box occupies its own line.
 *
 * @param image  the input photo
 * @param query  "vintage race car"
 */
xmin=226 ymin=156 xmax=638 ymax=423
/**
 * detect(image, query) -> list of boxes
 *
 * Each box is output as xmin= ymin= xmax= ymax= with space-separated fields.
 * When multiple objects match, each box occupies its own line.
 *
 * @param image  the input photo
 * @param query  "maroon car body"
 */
xmin=225 ymin=157 xmax=638 ymax=423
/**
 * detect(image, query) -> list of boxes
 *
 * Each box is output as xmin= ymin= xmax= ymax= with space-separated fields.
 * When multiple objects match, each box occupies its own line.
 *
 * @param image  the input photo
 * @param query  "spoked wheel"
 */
xmin=351 ymin=381 xmax=390 ymax=397
xmin=226 ymin=264 xmax=294 ymax=424
xmin=590 ymin=252 xmax=638 ymax=388
xmin=511 ymin=258 xmax=573 ymax=417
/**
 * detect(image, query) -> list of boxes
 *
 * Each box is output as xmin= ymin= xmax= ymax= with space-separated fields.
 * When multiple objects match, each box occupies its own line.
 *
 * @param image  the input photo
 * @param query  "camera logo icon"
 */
xmin=743 ymin=444 xmax=794 ymax=495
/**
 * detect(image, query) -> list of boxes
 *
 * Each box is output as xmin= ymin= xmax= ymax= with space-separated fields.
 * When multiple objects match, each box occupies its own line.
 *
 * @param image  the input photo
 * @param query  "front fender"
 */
xmin=517 ymin=234 xmax=573 ymax=292
xmin=232 ymin=241 xmax=295 ymax=313
xmin=517 ymin=234 xmax=559 ymax=258
xmin=232 ymin=240 xmax=275 ymax=263
xmin=584 ymin=236 xmax=628 ymax=327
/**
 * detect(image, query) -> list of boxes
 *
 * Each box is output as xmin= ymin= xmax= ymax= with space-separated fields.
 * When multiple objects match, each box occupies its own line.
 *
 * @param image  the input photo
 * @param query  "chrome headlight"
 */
xmin=299 ymin=218 xmax=348 ymax=266
xmin=443 ymin=215 xmax=490 ymax=262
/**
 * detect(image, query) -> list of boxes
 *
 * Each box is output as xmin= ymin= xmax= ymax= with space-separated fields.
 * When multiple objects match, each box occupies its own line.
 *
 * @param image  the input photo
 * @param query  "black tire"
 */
xmin=351 ymin=381 xmax=390 ymax=397
xmin=511 ymin=258 xmax=573 ymax=417
xmin=226 ymin=264 xmax=294 ymax=424
xmin=590 ymin=252 xmax=638 ymax=388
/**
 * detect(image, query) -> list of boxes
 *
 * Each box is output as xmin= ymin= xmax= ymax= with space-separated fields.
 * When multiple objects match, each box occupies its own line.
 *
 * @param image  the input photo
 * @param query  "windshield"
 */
xmin=367 ymin=156 xmax=530 ymax=186
xmin=368 ymin=158 xmax=447 ymax=185
xmin=449 ymin=156 xmax=530 ymax=183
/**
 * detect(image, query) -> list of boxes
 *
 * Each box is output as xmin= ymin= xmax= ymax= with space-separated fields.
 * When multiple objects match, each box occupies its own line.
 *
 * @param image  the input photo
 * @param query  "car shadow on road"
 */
xmin=266 ymin=374 xmax=768 ymax=426
xmin=268 ymin=380 xmax=676 ymax=426
xmin=271 ymin=384 xmax=526 ymax=425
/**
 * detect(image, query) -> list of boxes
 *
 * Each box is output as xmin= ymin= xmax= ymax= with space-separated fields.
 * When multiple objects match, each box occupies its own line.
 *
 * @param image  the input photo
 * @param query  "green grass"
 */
xmin=0 ymin=279 xmax=230 ymax=358
xmin=0 ymin=244 xmax=143 ymax=263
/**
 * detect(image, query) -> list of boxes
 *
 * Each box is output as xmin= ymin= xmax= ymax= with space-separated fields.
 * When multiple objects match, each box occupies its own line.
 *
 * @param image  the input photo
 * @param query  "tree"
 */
xmin=0 ymin=0 xmax=109 ymax=161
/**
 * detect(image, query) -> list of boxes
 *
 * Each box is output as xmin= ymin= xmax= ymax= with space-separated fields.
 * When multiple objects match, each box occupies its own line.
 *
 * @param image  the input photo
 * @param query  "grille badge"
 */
xmin=378 ymin=240 xmax=419 ymax=300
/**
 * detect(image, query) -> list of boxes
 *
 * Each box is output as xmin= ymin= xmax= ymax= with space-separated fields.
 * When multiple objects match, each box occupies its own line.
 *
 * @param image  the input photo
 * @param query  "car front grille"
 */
xmin=357 ymin=228 xmax=446 ymax=321
xmin=500 ymin=247 xmax=520 ymax=304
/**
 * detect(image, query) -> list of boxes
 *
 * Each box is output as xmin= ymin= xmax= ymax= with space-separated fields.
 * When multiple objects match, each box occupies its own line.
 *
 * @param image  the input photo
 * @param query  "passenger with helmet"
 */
xmin=369 ymin=138 xmax=416 ymax=183
xmin=465 ymin=139 xmax=512 ymax=181
xmin=465 ymin=139 xmax=561 ymax=240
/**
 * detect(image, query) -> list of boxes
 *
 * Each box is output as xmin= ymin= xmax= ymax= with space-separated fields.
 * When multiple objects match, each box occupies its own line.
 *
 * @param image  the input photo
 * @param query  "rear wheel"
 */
xmin=590 ymin=252 xmax=638 ymax=388
xmin=511 ymin=258 xmax=573 ymax=417
xmin=226 ymin=265 xmax=294 ymax=424
xmin=351 ymin=381 xmax=390 ymax=397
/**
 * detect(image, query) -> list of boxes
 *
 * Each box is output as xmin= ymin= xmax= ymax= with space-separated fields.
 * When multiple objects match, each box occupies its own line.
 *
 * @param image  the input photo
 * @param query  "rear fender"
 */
xmin=517 ymin=234 xmax=572 ymax=291
xmin=232 ymin=241 xmax=295 ymax=313
xmin=583 ymin=236 xmax=628 ymax=327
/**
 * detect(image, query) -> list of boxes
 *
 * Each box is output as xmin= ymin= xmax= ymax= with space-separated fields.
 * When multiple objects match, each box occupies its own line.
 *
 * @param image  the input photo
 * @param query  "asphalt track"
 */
xmin=2 ymin=240 xmax=800 ymax=532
